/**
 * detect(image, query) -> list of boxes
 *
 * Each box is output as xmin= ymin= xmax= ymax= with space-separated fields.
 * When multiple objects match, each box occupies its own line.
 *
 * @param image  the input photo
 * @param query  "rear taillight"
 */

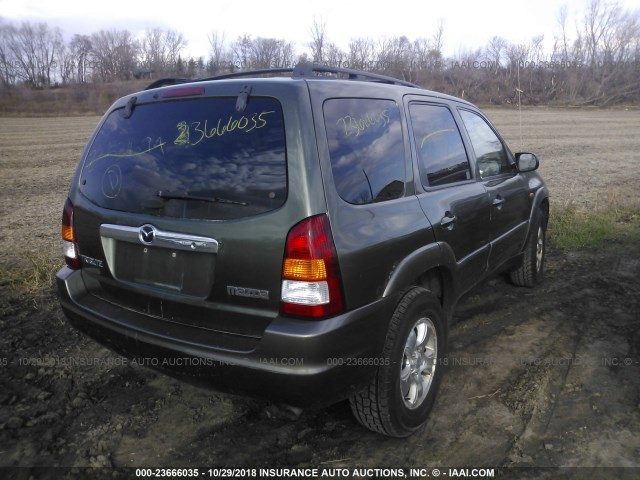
xmin=62 ymin=198 xmax=80 ymax=269
xmin=280 ymin=214 xmax=344 ymax=318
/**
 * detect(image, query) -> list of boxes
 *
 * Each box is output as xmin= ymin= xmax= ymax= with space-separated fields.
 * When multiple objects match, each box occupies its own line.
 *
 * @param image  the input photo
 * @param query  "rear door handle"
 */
xmin=441 ymin=213 xmax=457 ymax=230
xmin=492 ymin=196 xmax=505 ymax=208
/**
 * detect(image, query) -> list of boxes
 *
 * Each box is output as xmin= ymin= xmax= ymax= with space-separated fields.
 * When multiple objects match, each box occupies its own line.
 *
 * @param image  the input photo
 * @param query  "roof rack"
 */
xmin=292 ymin=64 xmax=420 ymax=88
xmin=145 ymin=63 xmax=420 ymax=90
xmin=199 ymin=67 xmax=294 ymax=82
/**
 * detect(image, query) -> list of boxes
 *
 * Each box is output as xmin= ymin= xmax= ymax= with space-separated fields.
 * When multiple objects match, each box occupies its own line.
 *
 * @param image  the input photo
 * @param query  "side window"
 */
xmin=324 ymin=98 xmax=404 ymax=205
xmin=409 ymin=103 xmax=470 ymax=187
xmin=459 ymin=109 xmax=511 ymax=178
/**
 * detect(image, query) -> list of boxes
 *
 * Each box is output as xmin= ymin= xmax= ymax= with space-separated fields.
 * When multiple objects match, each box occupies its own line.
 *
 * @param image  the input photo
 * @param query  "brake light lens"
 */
xmin=62 ymin=198 xmax=80 ymax=269
xmin=161 ymin=86 xmax=205 ymax=98
xmin=280 ymin=215 xmax=344 ymax=318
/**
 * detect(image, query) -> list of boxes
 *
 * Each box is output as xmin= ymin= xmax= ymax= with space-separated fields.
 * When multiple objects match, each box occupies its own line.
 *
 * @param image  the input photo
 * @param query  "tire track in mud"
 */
xmin=454 ymin=247 xmax=640 ymax=469
xmin=507 ymin=251 xmax=640 ymax=468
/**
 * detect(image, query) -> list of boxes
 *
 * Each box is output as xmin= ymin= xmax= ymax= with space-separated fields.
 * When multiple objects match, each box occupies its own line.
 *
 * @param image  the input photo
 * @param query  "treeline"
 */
xmin=0 ymin=22 xmax=192 ymax=86
xmin=1 ymin=0 xmax=639 ymax=106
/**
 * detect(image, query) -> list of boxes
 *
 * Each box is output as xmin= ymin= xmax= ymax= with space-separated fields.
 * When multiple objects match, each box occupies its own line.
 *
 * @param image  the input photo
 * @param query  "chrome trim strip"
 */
xmin=100 ymin=224 xmax=219 ymax=254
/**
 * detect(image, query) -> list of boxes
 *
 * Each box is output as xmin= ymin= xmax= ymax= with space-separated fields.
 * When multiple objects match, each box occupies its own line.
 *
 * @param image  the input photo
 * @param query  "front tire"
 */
xmin=349 ymin=287 xmax=446 ymax=437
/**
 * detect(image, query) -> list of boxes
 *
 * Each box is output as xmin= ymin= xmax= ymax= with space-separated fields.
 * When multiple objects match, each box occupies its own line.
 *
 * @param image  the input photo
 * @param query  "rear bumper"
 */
xmin=56 ymin=267 xmax=396 ymax=407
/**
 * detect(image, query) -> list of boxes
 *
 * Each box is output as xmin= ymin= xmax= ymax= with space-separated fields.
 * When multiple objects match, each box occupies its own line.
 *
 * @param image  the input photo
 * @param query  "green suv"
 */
xmin=57 ymin=64 xmax=549 ymax=437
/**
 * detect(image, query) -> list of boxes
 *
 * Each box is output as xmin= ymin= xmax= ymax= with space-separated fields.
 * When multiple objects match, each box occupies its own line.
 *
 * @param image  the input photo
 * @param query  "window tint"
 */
xmin=459 ymin=109 xmax=511 ymax=178
xmin=324 ymin=99 xmax=404 ymax=204
xmin=409 ymin=104 xmax=470 ymax=187
xmin=80 ymin=97 xmax=286 ymax=220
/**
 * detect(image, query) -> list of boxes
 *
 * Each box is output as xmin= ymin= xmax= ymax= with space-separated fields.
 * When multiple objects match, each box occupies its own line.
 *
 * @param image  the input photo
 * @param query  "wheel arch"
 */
xmin=532 ymin=187 xmax=550 ymax=222
xmin=520 ymin=186 xmax=549 ymax=246
xmin=382 ymin=242 xmax=457 ymax=322
xmin=539 ymin=196 xmax=550 ymax=226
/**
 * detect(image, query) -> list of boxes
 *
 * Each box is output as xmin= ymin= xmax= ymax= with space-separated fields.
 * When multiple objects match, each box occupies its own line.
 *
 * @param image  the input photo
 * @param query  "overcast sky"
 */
xmin=2 ymin=0 xmax=640 ymax=59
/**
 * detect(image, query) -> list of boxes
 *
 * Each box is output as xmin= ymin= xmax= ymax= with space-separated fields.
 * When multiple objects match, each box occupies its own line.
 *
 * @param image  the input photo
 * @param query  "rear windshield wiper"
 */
xmin=157 ymin=191 xmax=248 ymax=206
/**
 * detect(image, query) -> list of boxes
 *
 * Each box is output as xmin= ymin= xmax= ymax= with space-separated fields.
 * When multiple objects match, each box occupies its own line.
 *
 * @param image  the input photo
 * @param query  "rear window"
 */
xmin=80 ymin=97 xmax=286 ymax=220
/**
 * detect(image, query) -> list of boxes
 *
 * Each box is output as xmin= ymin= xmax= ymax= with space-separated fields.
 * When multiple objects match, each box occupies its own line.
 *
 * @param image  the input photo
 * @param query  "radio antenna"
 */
xmin=517 ymin=59 xmax=523 ymax=151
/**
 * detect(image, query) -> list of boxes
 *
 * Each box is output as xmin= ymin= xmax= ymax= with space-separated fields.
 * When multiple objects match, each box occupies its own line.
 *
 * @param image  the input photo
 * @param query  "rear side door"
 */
xmin=457 ymin=109 xmax=530 ymax=271
xmin=317 ymin=93 xmax=434 ymax=310
xmin=406 ymin=100 xmax=492 ymax=294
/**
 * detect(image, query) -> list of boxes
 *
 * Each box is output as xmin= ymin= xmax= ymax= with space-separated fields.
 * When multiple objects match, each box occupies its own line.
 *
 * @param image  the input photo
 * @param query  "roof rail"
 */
xmin=144 ymin=77 xmax=192 ymax=90
xmin=145 ymin=63 xmax=420 ymax=90
xmin=200 ymin=67 xmax=294 ymax=82
xmin=292 ymin=64 xmax=420 ymax=88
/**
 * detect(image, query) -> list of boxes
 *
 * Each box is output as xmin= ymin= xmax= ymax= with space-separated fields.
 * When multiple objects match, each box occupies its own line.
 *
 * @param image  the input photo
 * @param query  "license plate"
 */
xmin=114 ymin=242 xmax=214 ymax=297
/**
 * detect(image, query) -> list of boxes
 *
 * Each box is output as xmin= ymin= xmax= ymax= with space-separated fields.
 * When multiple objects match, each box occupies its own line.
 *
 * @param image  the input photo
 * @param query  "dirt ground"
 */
xmin=1 ymin=109 xmax=639 ymax=477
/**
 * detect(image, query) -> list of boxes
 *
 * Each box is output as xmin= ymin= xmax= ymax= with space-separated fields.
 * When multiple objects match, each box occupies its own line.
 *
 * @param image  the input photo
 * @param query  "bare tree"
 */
xmin=505 ymin=42 xmax=530 ymax=79
xmin=325 ymin=42 xmax=346 ymax=68
xmin=90 ymin=29 xmax=138 ymax=82
xmin=138 ymin=28 xmax=187 ymax=74
xmin=231 ymin=35 xmax=253 ymax=70
xmin=4 ymin=22 xmax=63 ymax=87
xmin=485 ymin=36 xmax=508 ymax=74
xmin=230 ymin=35 xmax=296 ymax=70
xmin=139 ymin=28 xmax=165 ymax=72
xmin=275 ymin=39 xmax=296 ymax=68
xmin=447 ymin=48 xmax=483 ymax=99
xmin=347 ymin=37 xmax=375 ymax=70
xmin=309 ymin=18 xmax=327 ymax=64
xmin=0 ymin=20 xmax=18 ymax=86
xmin=69 ymin=34 xmax=92 ymax=83
xmin=208 ymin=31 xmax=229 ymax=73
xmin=432 ymin=18 xmax=445 ymax=61
xmin=2 ymin=21 xmax=62 ymax=87
xmin=376 ymin=36 xmax=412 ymax=73
xmin=164 ymin=30 xmax=187 ymax=70
xmin=251 ymin=38 xmax=280 ymax=68
xmin=410 ymin=19 xmax=445 ymax=74
xmin=56 ymin=40 xmax=74 ymax=85
xmin=555 ymin=4 xmax=570 ymax=61
xmin=578 ymin=0 xmax=640 ymax=103
xmin=412 ymin=38 xmax=432 ymax=70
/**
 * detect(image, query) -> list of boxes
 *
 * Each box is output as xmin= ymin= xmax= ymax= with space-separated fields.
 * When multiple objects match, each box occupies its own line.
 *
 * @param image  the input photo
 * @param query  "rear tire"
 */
xmin=510 ymin=207 xmax=547 ymax=287
xmin=349 ymin=287 xmax=446 ymax=437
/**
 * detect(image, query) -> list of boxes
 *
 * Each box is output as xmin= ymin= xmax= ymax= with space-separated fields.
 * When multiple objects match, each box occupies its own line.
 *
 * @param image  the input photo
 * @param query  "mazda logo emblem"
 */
xmin=139 ymin=224 xmax=156 ymax=244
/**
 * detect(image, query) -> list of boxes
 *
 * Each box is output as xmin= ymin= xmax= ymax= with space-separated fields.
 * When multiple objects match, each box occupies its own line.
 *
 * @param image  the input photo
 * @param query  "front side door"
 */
xmin=458 ymin=108 xmax=530 ymax=271
xmin=407 ymin=101 xmax=492 ymax=294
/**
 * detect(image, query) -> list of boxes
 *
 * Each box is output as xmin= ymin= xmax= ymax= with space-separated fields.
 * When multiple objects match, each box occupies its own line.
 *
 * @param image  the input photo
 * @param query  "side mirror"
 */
xmin=515 ymin=152 xmax=539 ymax=172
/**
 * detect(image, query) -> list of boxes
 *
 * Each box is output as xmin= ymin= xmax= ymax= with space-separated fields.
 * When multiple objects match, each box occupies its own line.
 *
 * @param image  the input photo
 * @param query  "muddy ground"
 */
xmin=0 ymin=109 xmax=639 ymax=478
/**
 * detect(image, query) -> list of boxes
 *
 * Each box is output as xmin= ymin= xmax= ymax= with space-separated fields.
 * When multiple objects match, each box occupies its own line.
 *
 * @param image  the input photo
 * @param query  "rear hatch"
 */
xmin=71 ymin=83 xmax=314 ymax=349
